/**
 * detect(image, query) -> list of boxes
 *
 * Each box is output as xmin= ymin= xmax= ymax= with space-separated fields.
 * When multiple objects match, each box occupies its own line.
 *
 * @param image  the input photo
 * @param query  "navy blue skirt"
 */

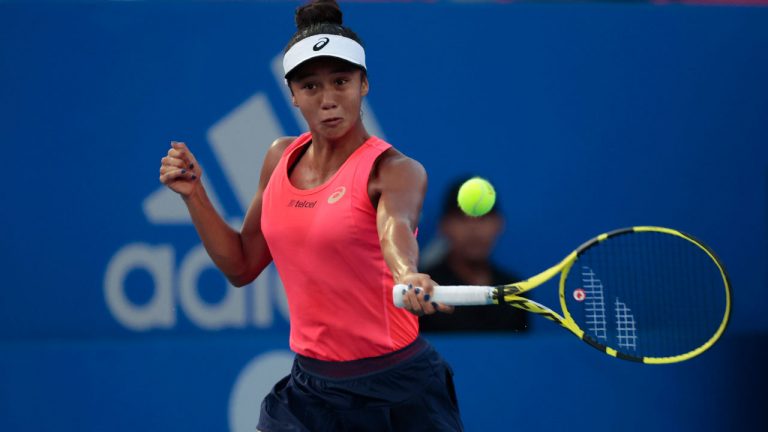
xmin=257 ymin=337 xmax=464 ymax=432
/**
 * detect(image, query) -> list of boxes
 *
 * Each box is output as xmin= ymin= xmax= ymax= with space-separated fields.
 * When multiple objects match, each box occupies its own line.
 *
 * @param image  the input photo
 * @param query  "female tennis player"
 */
xmin=158 ymin=0 xmax=463 ymax=430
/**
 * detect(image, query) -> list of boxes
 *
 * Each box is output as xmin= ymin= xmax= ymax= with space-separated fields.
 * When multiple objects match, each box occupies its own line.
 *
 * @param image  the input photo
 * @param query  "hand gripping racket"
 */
xmin=394 ymin=226 xmax=731 ymax=364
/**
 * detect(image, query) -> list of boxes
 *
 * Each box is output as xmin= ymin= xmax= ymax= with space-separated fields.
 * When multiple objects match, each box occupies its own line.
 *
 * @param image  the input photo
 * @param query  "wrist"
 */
xmin=396 ymin=270 xmax=423 ymax=284
xmin=181 ymin=183 xmax=207 ymax=206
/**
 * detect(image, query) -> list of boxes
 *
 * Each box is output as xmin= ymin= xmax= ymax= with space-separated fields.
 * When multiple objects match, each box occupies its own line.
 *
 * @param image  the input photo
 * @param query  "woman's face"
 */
xmin=289 ymin=57 xmax=368 ymax=140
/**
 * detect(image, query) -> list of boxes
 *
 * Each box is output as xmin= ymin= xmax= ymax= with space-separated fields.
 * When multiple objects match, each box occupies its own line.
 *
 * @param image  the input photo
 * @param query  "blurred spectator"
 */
xmin=419 ymin=177 xmax=529 ymax=332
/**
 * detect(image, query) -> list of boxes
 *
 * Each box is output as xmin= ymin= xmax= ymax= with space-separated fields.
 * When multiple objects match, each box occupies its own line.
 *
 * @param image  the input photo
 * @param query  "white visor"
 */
xmin=283 ymin=34 xmax=366 ymax=79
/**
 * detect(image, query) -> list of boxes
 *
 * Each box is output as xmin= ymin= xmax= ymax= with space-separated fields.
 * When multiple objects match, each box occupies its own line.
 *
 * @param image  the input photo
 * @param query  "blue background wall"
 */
xmin=1 ymin=1 xmax=767 ymax=431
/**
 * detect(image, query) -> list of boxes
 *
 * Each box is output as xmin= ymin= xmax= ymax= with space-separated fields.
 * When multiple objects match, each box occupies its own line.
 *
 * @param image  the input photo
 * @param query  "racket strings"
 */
xmin=564 ymin=230 xmax=729 ymax=360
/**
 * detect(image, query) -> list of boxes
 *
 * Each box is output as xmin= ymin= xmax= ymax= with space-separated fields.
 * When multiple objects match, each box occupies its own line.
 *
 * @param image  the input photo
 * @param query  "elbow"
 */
xmin=226 ymin=271 xmax=256 ymax=288
xmin=225 ymin=259 xmax=269 ymax=287
xmin=222 ymin=248 xmax=271 ymax=287
xmin=228 ymin=278 xmax=249 ymax=288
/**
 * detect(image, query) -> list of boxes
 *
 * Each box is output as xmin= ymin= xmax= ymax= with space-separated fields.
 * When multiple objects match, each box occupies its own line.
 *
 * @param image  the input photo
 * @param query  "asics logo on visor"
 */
xmin=313 ymin=37 xmax=330 ymax=51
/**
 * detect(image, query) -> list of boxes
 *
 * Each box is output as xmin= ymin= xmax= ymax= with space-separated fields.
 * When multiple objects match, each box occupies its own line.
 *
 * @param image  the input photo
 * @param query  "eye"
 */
xmin=301 ymin=82 xmax=317 ymax=90
xmin=335 ymin=78 xmax=349 ymax=86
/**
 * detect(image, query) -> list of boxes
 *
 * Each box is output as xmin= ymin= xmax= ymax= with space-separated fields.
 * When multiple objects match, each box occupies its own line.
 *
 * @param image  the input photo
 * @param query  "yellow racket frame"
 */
xmin=495 ymin=226 xmax=731 ymax=364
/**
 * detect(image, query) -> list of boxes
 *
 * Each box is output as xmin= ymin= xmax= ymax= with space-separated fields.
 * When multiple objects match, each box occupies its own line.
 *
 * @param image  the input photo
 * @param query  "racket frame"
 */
xmin=402 ymin=226 xmax=731 ymax=364
xmin=468 ymin=226 xmax=730 ymax=364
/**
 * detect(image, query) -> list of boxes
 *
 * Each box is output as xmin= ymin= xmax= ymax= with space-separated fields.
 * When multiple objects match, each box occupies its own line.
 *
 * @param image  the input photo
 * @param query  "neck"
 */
xmin=308 ymin=121 xmax=369 ymax=168
xmin=446 ymin=252 xmax=493 ymax=286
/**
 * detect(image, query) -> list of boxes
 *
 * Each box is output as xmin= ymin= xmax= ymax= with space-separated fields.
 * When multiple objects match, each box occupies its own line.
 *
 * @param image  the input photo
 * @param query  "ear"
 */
xmin=360 ymin=73 xmax=369 ymax=97
xmin=285 ymin=82 xmax=299 ymax=106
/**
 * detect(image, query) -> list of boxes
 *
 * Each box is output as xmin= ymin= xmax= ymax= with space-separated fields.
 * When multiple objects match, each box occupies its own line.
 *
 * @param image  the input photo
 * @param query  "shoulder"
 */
xmin=265 ymin=136 xmax=297 ymax=166
xmin=259 ymin=136 xmax=297 ymax=184
xmin=367 ymin=145 xmax=427 ymax=208
xmin=373 ymin=147 xmax=426 ymax=185
xmin=269 ymin=136 xmax=296 ymax=156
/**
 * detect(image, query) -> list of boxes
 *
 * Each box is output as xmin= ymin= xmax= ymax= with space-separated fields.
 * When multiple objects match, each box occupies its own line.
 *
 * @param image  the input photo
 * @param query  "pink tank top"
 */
xmin=261 ymin=133 xmax=418 ymax=361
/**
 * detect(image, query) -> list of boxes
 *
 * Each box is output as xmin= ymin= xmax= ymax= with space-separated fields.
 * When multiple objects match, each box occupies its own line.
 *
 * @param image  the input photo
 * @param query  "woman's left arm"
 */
xmin=375 ymin=152 xmax=453 ymax=316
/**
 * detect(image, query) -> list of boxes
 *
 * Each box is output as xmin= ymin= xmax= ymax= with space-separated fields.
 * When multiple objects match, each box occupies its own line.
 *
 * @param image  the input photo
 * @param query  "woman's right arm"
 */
xmin=159 ymin=138 xmax=293 ymax=287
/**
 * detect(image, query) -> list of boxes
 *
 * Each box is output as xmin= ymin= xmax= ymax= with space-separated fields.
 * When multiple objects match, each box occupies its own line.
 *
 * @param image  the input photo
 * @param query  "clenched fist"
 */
xmin=159 ymin=141 xmax=202 ymax=197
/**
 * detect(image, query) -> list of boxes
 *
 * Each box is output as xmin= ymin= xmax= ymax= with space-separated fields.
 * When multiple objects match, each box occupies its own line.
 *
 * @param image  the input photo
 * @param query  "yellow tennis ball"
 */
xmin=457 ymin=177 xmax=496 ymax=217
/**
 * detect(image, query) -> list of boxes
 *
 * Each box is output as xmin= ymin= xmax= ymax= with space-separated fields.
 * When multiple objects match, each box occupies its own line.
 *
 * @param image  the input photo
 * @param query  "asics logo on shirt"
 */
xmin=327 ymin=186 xmax=346 ymax=204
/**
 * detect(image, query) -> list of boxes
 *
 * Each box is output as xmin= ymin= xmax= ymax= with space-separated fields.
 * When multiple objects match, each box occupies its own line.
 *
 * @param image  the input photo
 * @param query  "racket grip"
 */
xmin=392 ymin=284 xmax=495 ymax=307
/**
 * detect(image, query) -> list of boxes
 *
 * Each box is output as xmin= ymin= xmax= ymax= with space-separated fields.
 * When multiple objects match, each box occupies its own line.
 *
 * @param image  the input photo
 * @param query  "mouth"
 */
xmin=321 ymin=117 xmax=343 ymax=127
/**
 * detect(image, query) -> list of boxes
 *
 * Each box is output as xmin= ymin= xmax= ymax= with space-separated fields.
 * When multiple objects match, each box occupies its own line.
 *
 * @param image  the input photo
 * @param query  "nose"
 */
xmin=320 ymin=89 xmax=337 ymax=110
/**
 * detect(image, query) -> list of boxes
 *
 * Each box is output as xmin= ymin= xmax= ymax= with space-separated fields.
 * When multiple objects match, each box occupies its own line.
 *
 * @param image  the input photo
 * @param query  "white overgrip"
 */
xmin=392 ymin=284 xmax=495 ymax=307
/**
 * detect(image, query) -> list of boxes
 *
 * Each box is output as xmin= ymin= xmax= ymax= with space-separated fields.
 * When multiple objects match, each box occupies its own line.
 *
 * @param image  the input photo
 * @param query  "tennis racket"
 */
xmin=394 ymin=226 xmax=731 ymax=364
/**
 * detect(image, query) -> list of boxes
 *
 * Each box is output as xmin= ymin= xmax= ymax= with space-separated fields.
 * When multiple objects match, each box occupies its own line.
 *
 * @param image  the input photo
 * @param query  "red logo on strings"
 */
xmin=573 ymin=288 xmax=586 ymax=302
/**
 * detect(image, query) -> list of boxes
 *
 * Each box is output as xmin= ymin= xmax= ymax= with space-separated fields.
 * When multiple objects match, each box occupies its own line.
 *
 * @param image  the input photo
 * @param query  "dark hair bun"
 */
xmin=295 ymin=0 xmax=343 ymax=30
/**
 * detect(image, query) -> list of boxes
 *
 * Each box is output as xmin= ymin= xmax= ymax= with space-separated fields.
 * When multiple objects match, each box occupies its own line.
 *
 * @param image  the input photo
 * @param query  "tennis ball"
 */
xmin=457 ymin=177 xmax=496 ymax=217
